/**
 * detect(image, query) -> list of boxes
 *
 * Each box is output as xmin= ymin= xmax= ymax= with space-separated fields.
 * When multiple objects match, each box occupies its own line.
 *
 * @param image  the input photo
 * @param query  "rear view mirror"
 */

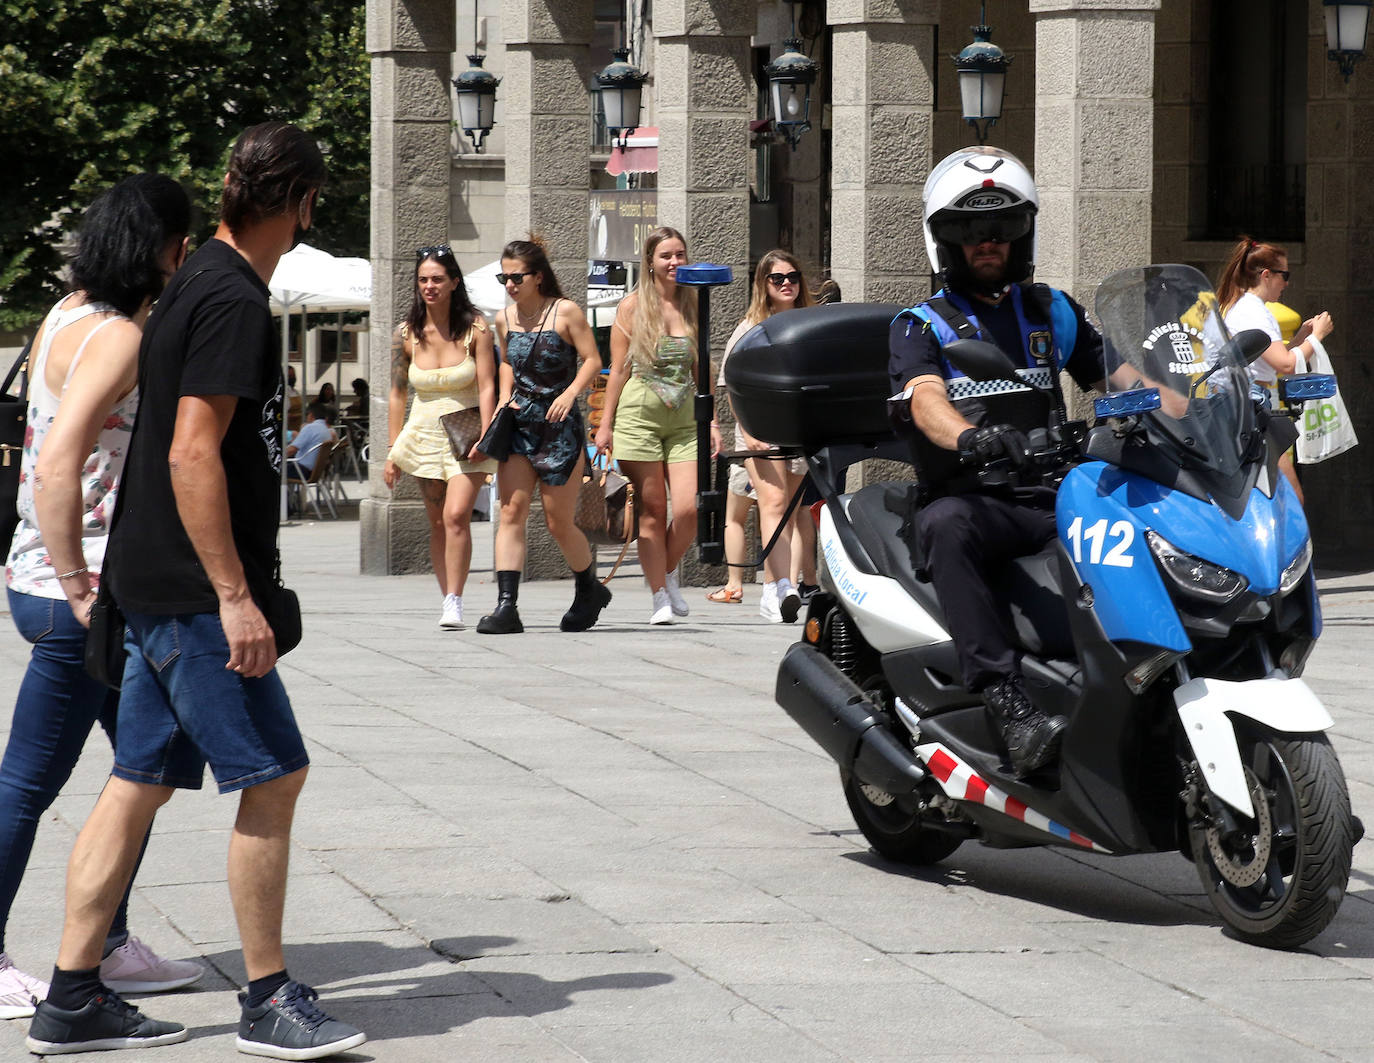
xmin=941 ymin=339 xmax=1021 ymax=383
xmin=1232 ymin=328 xmax=1272 ymax=364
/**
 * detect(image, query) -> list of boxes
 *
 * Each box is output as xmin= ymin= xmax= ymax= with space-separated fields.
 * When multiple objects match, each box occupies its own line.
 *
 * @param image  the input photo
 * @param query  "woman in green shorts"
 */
xmin=594 ymin=226 xmax=720 ymax=625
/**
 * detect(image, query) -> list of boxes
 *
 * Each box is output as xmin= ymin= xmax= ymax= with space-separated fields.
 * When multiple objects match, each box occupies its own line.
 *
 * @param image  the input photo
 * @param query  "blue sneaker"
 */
xmin=236 ymin=981 xmax=366 ymax=1060
xmin=26 ymin=990 xmax=187 ymax=1054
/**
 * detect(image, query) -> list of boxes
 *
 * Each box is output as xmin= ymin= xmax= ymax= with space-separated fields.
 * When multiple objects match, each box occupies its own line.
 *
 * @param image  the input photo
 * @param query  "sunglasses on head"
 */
xmin=496 ymin=272 xmax=532 ymax=285
xmin=1267 ymin=268 xmax=1291 ymax=281
xmin=415 ymin=244 xmax=452 ymax=260
xmin=767 ymin=271 xmax=802 ymax=286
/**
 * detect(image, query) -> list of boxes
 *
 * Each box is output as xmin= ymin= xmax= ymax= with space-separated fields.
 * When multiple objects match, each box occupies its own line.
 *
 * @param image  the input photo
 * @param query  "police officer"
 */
xmin=889 ymin=146 xmax=1105 ymax=777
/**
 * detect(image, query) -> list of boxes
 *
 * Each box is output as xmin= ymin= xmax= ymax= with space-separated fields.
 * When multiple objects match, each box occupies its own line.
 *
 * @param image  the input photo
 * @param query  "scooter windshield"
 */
xmin=1094 ymin=264 xmax=1255 ymax=481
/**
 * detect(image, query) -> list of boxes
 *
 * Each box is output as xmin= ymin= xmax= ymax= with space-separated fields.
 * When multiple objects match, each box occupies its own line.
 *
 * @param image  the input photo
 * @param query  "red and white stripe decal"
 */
xmin=916 ymin=742 xmax=1111 ymax=853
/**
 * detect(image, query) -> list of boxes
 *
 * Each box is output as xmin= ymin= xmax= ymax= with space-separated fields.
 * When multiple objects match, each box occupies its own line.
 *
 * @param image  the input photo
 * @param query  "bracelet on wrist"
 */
xmin=55 ymin=567 xmax=89 ymax=581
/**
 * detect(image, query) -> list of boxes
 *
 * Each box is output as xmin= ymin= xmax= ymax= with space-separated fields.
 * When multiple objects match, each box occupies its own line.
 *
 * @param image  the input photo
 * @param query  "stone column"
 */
xmin=828 ymin=1 xmax=939 ymax=307
xmin=1031 ymin=0 xmax=1160 ymax=309
xmin=361 ymin=0 xmax=456 ymax=575
xmin=653 ymin=0 xmax=753 ymax=588
xmin=498 ymin=0 xmax=594 ymax=580
xmin=827 ymin=1 xmax=939 ymax=488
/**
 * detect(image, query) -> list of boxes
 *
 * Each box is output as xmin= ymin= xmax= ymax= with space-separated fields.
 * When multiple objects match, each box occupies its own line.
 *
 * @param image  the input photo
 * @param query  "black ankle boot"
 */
xmin=477 ymin=570 xmax=524 ymax=634
xmin=560 ymin=561 xmax=612 ymax=632
xmin=983 ymin=674 xmax=1066 ymax=777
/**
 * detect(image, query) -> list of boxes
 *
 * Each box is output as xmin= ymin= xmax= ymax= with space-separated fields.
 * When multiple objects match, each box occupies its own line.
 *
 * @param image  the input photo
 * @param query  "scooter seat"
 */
xmin=844 ymin=483 xmax=946 ymax=618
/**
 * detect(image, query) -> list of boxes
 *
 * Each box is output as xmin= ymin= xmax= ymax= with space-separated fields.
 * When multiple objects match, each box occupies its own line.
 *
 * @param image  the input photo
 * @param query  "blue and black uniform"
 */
xmin=887 ymin=282 xmax=1103 ymax=692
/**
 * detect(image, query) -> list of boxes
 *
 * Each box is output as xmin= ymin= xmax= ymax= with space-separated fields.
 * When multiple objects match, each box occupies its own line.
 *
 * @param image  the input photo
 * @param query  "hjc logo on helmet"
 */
xmin=960 ymin=191 xmax=1010 ymax=210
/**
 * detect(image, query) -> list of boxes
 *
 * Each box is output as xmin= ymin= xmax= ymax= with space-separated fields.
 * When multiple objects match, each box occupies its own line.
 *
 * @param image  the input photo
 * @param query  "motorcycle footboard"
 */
xmin=775 ymin=642 xmax=926 ymax=794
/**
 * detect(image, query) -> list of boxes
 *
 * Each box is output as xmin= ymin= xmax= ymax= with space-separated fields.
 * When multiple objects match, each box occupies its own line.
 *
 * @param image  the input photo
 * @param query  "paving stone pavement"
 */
xmin=1 ymin=512 xmax=1372 ymax=1062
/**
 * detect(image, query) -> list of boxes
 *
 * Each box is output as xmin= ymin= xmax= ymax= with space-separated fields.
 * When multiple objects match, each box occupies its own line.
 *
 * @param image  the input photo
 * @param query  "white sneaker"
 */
xmin=649 ymin=588 xmax=675 ymax=625
xmin=99 ymin=936 xmax=203 ymax=994
xmin=0 ymin=952 xmax=47 ymax=1019
xmin=759 ymin=582 xmax=783 ymax=624
xmin=664 ymin=569 xmax=690 ymax=617
xmin=439 ymin=593 xmax=464 ymax=630
xmin=777 ymin=578 xmax=801 ymax=624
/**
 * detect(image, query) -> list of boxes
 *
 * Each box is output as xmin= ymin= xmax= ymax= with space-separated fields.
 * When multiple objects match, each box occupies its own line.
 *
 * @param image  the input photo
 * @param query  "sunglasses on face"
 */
xmin=767 ymin=271 xmax=802 ymax=287
xmin=497 ymin=272 xmax=531 ymax=285
xmin=1267 ymin=268 xmax=1291 ymax=281
xmin=415 ymin=244 xmax=452 ymax=260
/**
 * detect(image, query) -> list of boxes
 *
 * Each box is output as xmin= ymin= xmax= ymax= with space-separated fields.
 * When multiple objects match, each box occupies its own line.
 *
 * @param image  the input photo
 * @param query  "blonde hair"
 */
xmin=629 ymin=226 xmax=698 ymax=370
xmin=744 ymin=250 xmax=816 ymax=328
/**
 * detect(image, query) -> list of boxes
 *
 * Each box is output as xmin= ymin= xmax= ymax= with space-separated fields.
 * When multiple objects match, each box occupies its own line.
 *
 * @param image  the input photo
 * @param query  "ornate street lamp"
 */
xmin=596 ymin=47 xmax=649 ymax=150
xmin=1326 ymin=1 xmax=1371 ymax=82
xmin=765 ymin=8 xmax=819 ymax=152
xmin=453 ymin=54 xmax=500 ymax=152
xmin=953 ymin=6 xmax=1011 ymax=145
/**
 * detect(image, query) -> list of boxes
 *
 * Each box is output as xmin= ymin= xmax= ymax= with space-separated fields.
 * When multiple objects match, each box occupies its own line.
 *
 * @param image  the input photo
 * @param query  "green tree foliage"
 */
xmin=0 ymin=0 xmax=369 ymax=332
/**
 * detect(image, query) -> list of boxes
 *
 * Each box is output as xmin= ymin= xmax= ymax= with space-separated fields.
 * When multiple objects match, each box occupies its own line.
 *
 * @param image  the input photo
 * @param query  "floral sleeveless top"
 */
xmin=5 ymin=297 xmax=137 ymax=599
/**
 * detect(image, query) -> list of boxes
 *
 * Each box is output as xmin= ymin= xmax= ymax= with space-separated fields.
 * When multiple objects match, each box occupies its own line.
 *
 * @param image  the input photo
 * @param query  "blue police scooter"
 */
xmin=742 ymin=264 xmax=1355 ymax=949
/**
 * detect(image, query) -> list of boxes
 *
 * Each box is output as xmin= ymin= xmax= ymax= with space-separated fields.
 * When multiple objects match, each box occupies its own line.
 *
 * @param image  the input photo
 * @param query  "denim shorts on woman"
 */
xmin=612 ymin=376 xmax=697 ymax=463
xmin=112 ymin=610 xmax=309 ymax=794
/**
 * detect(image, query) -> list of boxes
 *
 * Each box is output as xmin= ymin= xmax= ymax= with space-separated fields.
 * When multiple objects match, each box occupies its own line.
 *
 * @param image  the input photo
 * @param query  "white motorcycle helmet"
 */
xmin=923 ymin=146 xmax=1039 ymax=293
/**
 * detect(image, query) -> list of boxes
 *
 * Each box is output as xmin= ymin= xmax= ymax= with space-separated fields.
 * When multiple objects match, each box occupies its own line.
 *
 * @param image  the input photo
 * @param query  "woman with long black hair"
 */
xmin=385 ymin=245 xmax=498 ymax=629
xmin=1 ymin=175 xmax=202 ymax=1014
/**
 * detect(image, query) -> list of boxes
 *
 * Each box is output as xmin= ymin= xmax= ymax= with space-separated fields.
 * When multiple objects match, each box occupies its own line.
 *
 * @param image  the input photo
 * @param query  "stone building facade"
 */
xmin=364 ymin=0 xmax=1374 ymax=577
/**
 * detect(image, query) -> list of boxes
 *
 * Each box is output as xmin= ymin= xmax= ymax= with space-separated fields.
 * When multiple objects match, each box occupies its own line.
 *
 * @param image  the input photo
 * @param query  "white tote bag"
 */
xmin=1295 ymin=338 xmax=1359 ymax=464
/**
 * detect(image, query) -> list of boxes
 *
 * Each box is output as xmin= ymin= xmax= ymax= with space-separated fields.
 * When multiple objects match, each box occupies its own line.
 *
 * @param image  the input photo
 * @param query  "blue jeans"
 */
xmin=1 ymin=588 xmax=142 ymax=952
xmin=113 ymin=610 xmax=309 ymax=794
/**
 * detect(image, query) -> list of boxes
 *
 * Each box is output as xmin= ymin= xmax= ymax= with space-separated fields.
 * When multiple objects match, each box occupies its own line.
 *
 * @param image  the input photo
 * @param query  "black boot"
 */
xmin=477 ymin=570 xmax=524 ymax=634
xmin=983 ymin=674 xmax=1066 ymax=777
xmin=560 ymin=561 xmax=613 ymax=632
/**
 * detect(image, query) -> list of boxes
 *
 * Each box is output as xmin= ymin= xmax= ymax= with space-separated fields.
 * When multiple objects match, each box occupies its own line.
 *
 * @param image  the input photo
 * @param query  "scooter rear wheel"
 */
xmin=1190 ymin=731 xmax=1353 ymax=949
xmin=841 ymin=769 xmax=962 ymax=865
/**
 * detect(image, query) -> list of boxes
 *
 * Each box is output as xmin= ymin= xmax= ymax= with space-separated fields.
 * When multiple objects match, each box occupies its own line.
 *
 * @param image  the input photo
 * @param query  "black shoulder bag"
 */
xmin=1 ymin=338 xmax=34 ymax=550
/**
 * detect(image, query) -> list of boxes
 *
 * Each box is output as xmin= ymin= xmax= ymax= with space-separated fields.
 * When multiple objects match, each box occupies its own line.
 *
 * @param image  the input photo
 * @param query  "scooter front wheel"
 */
xmin=841 ymin=769 xmax=962 ymax=865
xmin=1190 ymin=731 xmax=1353 ymax=950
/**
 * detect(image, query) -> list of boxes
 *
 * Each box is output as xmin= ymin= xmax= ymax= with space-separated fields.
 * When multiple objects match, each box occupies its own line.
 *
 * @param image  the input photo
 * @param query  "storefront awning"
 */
xmin=607 ymin=127 xmax=659 ymax=176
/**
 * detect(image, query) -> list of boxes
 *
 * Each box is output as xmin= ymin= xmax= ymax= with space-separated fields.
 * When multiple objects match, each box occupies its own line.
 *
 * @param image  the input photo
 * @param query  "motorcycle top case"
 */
xmin=723 ymin=302 xmax=901 ymax=449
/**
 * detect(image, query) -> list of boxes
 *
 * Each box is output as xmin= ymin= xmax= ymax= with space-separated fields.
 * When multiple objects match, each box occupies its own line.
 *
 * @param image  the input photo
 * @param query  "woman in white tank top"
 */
xmin=0 ymin=176 xmax=201 ymax=1014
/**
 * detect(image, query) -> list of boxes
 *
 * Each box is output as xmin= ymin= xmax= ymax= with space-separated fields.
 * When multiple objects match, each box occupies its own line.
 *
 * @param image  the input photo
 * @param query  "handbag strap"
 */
xmin=3 ymin=335 xmax=34 ymax=399
xmin=598 ymin=480 xmax=635 ymax=585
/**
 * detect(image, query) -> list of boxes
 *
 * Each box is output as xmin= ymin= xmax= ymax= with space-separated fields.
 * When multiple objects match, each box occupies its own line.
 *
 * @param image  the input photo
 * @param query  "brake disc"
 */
xmin=1204 ymin=766 xmax=1272 ymax=888
xmin=859 ymin=783 xmax=896 ymax=807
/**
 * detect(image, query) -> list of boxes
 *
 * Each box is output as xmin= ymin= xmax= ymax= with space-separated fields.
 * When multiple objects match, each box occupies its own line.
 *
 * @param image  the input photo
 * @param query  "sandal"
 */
xmin=706 ymin=586 xmax=743 ymax=604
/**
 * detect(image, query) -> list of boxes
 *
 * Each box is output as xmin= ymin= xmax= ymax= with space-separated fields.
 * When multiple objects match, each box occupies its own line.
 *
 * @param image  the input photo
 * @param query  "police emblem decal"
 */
xmin=1029 ymin=330 xmax=1053 ymax=363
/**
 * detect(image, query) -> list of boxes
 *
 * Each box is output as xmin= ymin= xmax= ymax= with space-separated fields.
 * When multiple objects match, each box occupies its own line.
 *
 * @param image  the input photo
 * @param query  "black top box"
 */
xmin=723 ymin=302 xmax=902 ymax=449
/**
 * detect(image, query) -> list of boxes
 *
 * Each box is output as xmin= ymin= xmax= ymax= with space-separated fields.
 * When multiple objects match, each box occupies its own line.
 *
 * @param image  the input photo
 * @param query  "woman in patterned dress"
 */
xmin=476 ymin=237 xmax=607 ymax=634
xmin=384 ymin=246 xmax=498 ymax=629
xmin=1 ymin=176 xmax=204 ymax=1013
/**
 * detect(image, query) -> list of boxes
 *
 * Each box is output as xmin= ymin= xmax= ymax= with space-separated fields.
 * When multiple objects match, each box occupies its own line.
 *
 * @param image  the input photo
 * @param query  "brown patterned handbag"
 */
xmin=575 ymin=453 xmax=638 ymax=581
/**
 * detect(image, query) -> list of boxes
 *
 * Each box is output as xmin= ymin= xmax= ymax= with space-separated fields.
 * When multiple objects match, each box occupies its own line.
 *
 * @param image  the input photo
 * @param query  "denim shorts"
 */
xmin=112 ymin=610 xmax=309 ymax=794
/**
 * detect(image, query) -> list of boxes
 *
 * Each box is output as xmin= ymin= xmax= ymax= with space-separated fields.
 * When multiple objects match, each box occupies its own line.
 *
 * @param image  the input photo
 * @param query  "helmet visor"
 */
xmin=929 ymin=209 xmax=1033 ymax=248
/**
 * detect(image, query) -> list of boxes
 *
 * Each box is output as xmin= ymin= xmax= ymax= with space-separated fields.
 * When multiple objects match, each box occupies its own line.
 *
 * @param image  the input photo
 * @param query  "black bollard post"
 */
xmin=673 ymin=263 xmax=734 ymax=565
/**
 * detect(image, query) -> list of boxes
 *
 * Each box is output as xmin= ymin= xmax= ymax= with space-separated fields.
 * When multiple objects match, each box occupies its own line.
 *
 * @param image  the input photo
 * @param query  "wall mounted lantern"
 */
xmin=1326 ymin=0 xmax=1371 ymax=81
xmin=765 ymin=5 xmax=819 ymax=151
xmin=452 ymin=6 xmax=499 ymax=152
xmin=953 ymin=5 xmax=1011 ymax=144
xmin=596 ymin=48 xmax=649 ymax=150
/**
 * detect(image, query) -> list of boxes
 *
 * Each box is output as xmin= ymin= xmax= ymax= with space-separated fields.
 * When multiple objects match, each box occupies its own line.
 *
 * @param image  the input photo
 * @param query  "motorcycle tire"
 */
xmin=1190 ymin=731 xmax=1353 ymax=950
xmin=841 ymin=769 xmax=963 ymax=865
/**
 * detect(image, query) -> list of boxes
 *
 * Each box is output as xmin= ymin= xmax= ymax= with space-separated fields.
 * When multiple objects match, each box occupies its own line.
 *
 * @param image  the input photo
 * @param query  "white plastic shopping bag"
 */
xmin=1295 ymin=338 xmax=1358 ymax=464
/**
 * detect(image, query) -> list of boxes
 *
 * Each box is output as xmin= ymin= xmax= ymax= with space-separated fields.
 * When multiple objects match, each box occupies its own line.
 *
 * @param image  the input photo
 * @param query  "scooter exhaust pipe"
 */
xmin=775 ymin=642 xmax=926 ymax=795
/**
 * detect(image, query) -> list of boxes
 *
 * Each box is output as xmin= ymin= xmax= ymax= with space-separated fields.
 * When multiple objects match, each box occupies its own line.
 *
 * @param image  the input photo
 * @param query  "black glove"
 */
xmin=958 ymin=424 xmax=1030 ymax=469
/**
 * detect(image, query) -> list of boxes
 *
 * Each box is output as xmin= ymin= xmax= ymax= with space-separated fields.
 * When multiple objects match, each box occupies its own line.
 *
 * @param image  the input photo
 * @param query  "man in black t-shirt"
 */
xmin=29 ymin=125 xmax=366 ymax=1060
xmin=887 ymin=147 xmax=1104 ymax=780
